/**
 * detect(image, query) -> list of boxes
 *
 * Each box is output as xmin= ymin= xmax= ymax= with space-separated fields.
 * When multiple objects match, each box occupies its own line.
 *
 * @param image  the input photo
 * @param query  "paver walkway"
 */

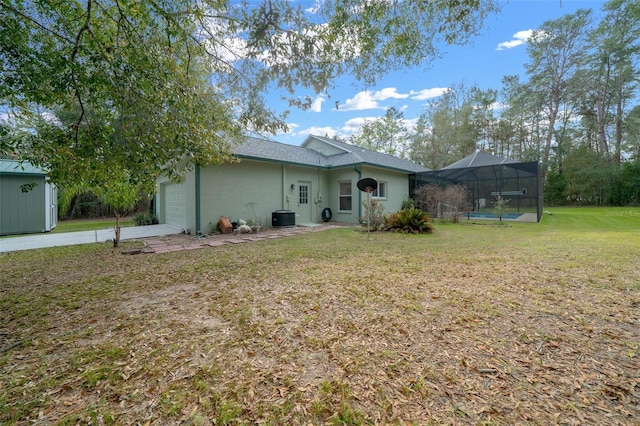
xmin=141 ymin=225 xmax=343 ymax=254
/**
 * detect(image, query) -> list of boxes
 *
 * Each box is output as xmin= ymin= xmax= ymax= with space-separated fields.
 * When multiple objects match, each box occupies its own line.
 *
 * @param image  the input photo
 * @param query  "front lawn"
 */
xmin=1 ymin=207 xmax=639 ymax=424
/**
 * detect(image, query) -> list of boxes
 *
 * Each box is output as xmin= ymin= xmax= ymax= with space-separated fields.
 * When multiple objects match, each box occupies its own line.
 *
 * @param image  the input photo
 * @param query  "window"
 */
xmin=299 ymin=184 xmax=309 ymax=204
xmin=339 ymin=181 xmax=352 ymax=211
xmin=372 ymin=181 xmax=387 ymax=199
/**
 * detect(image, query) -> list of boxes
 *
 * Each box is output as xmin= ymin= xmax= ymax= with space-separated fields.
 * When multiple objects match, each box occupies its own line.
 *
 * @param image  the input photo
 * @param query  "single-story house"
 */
xmin=0 ymin=159 xmax=58 ymax=235
xmin=156 ymin=135 xmax=430 ymax=234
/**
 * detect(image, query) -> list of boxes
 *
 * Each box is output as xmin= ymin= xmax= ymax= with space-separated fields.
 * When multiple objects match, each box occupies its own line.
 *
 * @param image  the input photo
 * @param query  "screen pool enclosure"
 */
xmin=409 ymin=152 xmax=543 ymax=222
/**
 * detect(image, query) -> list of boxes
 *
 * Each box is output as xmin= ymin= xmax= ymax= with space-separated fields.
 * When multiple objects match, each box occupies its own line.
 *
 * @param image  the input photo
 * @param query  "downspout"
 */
xmin=316 ymin=166 xmax=321 ymax=223
xmin=195 ymin=163 xmax=201 ymax=235
xmin=353 ymin=166 xmax=362 ymax=220
xmin=282 ymin=164 xmax=288 ymax=210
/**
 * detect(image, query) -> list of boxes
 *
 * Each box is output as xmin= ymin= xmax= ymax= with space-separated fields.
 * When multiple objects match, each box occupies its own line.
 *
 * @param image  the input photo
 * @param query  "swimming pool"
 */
xmin=464 ymin=212 xmax=523 ymax=220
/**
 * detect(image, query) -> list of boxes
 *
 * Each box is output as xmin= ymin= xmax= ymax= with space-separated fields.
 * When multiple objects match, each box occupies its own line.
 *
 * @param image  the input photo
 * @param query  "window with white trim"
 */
xmin=339 ymin=181 xmax=352 ymax=211
xmin=372 ymin=181 xmax=387 ymax=199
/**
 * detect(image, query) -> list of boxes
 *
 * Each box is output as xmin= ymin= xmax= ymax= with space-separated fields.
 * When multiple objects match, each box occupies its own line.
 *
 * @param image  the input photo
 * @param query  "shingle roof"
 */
xmin=233 ymin=135 xmax=430 ymax=173
xmin=233 ymin=136 xmax=325 ymax=166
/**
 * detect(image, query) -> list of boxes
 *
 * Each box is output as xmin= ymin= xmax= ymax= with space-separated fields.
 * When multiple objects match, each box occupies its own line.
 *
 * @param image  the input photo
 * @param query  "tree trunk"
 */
xmin=66 ymin=194 xmax=78 ymax=219
xmin=615 ymin=68 xmax=624 ymax=165
xmin=114 ymin=212 xmax=121 ymax=248
xmin=541 ymin=95 xmax=559 ymax=180
xmin=596 ymin=60 xmax=611 ymax=156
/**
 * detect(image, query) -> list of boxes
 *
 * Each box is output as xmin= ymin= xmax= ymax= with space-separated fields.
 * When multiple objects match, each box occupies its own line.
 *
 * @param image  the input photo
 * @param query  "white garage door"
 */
xmin=162 ymin=182 xmax=187 ymax=229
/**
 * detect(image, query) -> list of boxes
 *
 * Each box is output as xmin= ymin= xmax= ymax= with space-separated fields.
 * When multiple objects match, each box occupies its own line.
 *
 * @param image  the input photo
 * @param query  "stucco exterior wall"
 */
xmin=358 ymin=166 xmax=412 ymax=214
xmin=326 ymin=168 xmax=361 ymax=224
xmin=199 ymin=160 xmax=284 ymax=232
xmin=284 ymin=164 xmax=327 ymax=225
xmin=322 ymin=166 xmax=410 ymax=224
xmin=155 ymin=154 xmax=419 ymax=233
xmin=198 ymin=160 xmax=335 ymax=231
xmin=195 ymin=160 xmax=409 ymax=231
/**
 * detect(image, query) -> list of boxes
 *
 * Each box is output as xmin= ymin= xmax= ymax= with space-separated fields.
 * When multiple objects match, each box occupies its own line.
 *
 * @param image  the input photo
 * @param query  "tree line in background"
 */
xmin=349 ymin=0 xmax=640 ymax=207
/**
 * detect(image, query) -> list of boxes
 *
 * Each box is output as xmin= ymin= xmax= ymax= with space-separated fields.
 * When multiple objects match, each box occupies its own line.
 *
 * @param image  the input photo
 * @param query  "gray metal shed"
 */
xmin=0 ymin=160 xmax=57 ymax=235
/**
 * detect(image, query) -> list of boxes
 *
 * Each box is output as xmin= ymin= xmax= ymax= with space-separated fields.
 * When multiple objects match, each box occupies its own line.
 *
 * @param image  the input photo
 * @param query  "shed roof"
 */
xmin=0 ymin=160 xmax=46 ymax=176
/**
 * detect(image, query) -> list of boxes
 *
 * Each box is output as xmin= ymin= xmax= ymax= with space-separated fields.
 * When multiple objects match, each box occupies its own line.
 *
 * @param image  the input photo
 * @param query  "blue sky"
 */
xmin=272 ymin=0 xmax=607 ymax=145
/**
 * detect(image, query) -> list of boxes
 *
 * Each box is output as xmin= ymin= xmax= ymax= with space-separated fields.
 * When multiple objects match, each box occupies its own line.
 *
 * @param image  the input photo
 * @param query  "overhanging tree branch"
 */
xmin=0 ymin=1 xmax=74 ymax=44
xmin=69 ymin=0 xmax=94 ymax=146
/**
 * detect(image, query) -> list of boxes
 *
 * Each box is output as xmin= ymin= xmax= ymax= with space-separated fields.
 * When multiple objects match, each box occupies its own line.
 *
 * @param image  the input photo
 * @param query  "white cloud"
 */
xmin=272 ymin=123 xmax=303 ymax=140
xmin=304 ymin=0 xmax=323 ymax=14
xmin=496 ymin=30 xmax=533 ymax=51
xmin=409 ymin=87 xmax=448 ymax=100
xmin=341 ymin=116 xmax=377 ymax=133
xmin=297 ymin=126 xmax=337 ymax=138
xmin=372 ymin=87 xmax=409 ymax=100
xmin=341 ymin=92 xmax=380 ymax=111
xmin=277 ymin=122 xmax=299 ymax=135
xmin=0 ymin=109 xmax=59 ymax=126
xmin=41 ymin=111 xmax=59 ymax=124
xmin=310 ymin=96 xmax=325 ymax=113
xmin=404 ymin=117 xmax=420 ymax=130
xmin=491 ymin=102 xmax=506 ymax=112
xmin=198 ymin=16 xmax=250 ymax=64
xmin=340 ymin=87 xmax=408 ymax=111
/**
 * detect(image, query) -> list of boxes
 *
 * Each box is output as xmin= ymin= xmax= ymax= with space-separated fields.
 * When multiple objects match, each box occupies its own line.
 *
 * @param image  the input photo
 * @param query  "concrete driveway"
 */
xmin=0 ymin=224 xmax=183 ymax=253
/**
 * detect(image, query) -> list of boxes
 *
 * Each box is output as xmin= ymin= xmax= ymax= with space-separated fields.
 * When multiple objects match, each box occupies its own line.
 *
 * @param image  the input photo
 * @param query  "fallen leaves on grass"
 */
xmin=1 ymin=226 xmax=639 ymax=424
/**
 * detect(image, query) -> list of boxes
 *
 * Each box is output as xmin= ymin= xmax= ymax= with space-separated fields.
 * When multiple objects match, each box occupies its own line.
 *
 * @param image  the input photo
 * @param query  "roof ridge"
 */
xmin=469 ymin=151 xmax=480 ymax=167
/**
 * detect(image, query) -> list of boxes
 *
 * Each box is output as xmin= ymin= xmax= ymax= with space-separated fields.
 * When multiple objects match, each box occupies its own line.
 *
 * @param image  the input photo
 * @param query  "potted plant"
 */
xmin=246 ymin=201 xmax=262 ymax=233
xmin=247 ymin=218 xmax=262 ymax=233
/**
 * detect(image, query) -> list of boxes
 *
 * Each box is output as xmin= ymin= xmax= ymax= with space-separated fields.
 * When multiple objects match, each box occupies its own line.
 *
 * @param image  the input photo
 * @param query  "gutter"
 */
xmin=235 ymin=155 xmax=425 ymax=174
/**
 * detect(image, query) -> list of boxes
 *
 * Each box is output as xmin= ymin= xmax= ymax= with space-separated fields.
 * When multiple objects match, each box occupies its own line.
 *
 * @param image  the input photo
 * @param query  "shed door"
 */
xmin=44 ymin=183 xmax=57 ymax=231
xmin=162 ymin=182 xmax=187 ymax=229
xmin=0 ymin=175 xmax=46 ymax=235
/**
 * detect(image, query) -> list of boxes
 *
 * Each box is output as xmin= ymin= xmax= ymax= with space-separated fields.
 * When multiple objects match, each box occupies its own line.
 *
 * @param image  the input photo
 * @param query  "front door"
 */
xmin=297 ymin=181 xmax=312 ymax=223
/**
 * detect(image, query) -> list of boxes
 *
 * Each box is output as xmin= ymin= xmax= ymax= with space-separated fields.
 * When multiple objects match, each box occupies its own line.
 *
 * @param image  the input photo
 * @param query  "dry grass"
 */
xmin=1 ymin=210 xmax=639 ymax=425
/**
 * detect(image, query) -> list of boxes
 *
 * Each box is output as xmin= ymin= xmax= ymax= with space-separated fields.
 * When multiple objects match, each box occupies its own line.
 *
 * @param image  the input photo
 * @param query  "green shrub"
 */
xmin=133 ymin=212 xmax=159 ymax=226
xmin=401 ymin=198 xmax=415 ymax=210
xmin=493 ymin=197 xmax=509 ymax=221
xmin=384 ymin=208 xmax=434 ymax=234
xmin=360 ymin=198 xmax=385 ymax=231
